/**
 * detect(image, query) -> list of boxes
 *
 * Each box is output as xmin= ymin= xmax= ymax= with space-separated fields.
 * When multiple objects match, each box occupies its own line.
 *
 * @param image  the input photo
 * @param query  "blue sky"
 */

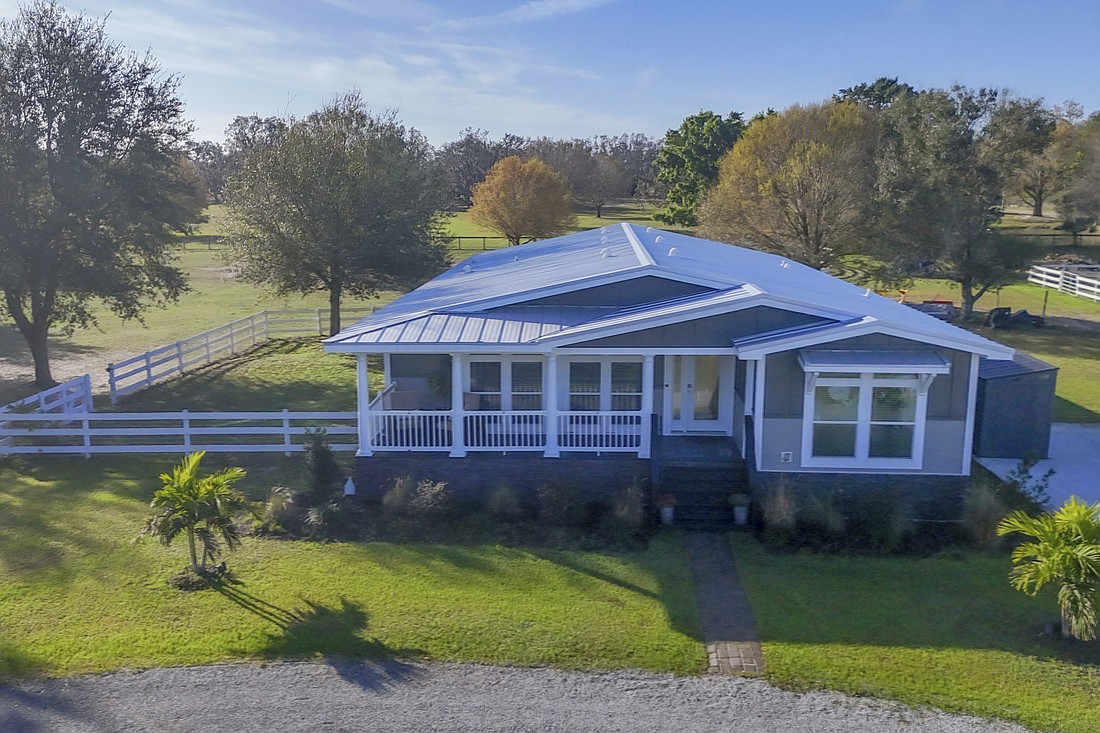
xmin=4 ymin=0 xmax=1098 ymax=145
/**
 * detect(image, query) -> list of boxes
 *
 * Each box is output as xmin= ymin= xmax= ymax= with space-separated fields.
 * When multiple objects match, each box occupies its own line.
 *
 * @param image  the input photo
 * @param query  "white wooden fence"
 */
xmin=107 ymin=308 xmax=374 ymax=403
xmin=0 ymin=410 xmax=357 ymax=456
xmin=0 ymin=374 xmax=93 ymax=415
xmin=1028 ymin=264 xmax=1100 ymax=303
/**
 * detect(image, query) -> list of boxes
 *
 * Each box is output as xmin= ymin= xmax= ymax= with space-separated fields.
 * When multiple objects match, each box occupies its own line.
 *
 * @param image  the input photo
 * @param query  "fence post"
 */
xmin=143 ymin=352 xmax=152 ymax=389
xmin=182 ymin=409 xmax=191 ymax=450
xmin=282 ymin=408 xmax=292 ymax=456
xmin=82 ymin=415 xmax=92 ymax=458
xmin=316 ymin=309 xmax=323 ymax=335
xmin=83 ymin=375 xmax=94 ymax=413
xmin=263 ymin=311 xmax=270 ymax=340
xmin=229 ymin=323 xmax=236 ymax=354
xmin=204 ymin=331 xmax=211 ymax=362
xmin=176 ymin=341 xmax=184 ymax=375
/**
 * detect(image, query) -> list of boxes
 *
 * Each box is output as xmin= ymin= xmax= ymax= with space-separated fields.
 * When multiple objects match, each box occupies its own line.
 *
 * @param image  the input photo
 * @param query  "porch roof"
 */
xmin=798 ymin=349 xmax=952 ymax=374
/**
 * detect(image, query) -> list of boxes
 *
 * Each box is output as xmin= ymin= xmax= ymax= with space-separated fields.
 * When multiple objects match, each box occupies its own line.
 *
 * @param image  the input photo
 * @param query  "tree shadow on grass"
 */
xmin=213 ymin=580 xmax=425 ymax=692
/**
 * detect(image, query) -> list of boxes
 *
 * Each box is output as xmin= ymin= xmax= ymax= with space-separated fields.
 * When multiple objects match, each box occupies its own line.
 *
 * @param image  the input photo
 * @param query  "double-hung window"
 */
xmin=799 ymin=350 xmax=949 ymax=469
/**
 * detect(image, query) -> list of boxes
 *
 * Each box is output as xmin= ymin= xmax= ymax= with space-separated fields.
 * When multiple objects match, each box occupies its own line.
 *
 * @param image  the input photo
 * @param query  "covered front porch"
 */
xmin=352 ymin=352 xmax=744 ymax=459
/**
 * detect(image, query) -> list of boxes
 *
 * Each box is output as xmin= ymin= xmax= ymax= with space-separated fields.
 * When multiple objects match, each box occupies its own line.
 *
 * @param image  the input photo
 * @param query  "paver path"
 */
xmin=685 ymin=531 xmax=766 ymax=674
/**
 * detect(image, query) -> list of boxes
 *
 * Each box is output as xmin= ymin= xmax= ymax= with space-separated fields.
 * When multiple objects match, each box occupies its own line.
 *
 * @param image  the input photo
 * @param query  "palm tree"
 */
xmin=142 ymin=451 xmax=251 ymax=574
xmin=997 ymin=497 xmax=1100 ymax=640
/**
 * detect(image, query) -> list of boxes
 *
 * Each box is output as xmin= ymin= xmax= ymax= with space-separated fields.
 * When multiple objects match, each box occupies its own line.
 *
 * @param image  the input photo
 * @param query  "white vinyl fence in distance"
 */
xmin=0 ymin=374 xmax=93 ymax=416
xmin=0 ymin=410 xmax=357 ymax=456
xmin=107 ymin=308 xmax=374 ymax=404
xmin=1028 ymin=264 xmax=1100 ymax=303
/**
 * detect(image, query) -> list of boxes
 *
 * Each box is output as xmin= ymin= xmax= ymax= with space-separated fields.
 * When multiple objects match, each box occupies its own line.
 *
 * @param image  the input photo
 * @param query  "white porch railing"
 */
xmin=363 ymin=408 xmax=648 ymax=456
xmin=1028 ymin=264 xmax=1100 ymax=303
xmin=0 ymin=410 xmax=357 ymax=456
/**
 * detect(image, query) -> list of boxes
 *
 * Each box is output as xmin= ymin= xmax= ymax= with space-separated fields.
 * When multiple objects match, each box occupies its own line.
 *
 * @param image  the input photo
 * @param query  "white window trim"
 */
xmin=561 ymin=356 xmax=644 ymax=412
xmin=800 ymin=371 xmax=935 ymax=470
xmin=466 ymin=355 xmax=544 ymax=411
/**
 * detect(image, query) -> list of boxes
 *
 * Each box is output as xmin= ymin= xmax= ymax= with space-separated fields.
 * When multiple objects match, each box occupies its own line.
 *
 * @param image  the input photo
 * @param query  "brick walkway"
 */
xmin=685 ymin=532 xmax=766 ymax=675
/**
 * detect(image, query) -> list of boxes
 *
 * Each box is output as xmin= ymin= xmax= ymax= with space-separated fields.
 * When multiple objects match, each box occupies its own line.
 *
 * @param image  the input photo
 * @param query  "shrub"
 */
xmin=255 ymin=485 xmax=298 ymax=535
xmin=962 ymin=482 xmax=1009 ymax=550
xmin=796 ymin=493 xmax=846 ymax=550
xmin=382 ymin=476 xmax=454 ymax=524
xmin=846 ymin=489 xmax=912 ymax=554
xmin=536 ymin=482 xmax=586 ymax=527
xmin=305 ymin=499 xmax=346 ymax=538
xmin=600 ymin=479 xmax=646 ymax=543
xmin=304 ymin=429 xmax=344 ymax=505
xmin=760 ymin=476 xmax=797 ymax=548
xmin=486 ymin=481 xmax=524 ymax=520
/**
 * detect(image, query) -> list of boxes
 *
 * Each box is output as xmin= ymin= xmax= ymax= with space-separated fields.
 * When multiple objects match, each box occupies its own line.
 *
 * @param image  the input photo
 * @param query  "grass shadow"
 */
xmin=214 ymin=580 xmax=425 ymax=691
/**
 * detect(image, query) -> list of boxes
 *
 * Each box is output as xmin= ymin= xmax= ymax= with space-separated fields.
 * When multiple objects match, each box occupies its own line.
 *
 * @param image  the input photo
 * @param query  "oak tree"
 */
xmin=0 ymin=1 xmax=202 ymax=387
xmin=223 ymin=93 xmax=450 ymax=335
xmin=699 ymin=102 xmax=878 ymax=270
xmin=468 ymin=156 xmax=576 ymax=245
xmin=655 ymin=111 xmax=744 ymax=227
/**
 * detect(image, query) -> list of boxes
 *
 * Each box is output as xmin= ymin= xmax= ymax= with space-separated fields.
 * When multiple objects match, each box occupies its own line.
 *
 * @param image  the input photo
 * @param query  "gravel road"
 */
xmin=0 ymin=661 xmax=1033 ymax=733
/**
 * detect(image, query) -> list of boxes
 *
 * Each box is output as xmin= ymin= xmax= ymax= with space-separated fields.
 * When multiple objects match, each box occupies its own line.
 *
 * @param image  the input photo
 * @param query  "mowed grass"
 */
xmin=898 ymin=278 xmax=1100 ymax=421
xmin=114 ymin=337 xmax=360 ymax=413
xmin=731 ymin=535 xmax=1100 ymax=733
xmin=0 ymin=454 xmax=704 ymax=680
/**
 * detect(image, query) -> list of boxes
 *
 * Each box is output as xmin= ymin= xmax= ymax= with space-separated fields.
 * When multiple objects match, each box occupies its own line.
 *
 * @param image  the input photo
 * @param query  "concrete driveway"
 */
xmin=978 ymin=423 xmax=1100 ymax=507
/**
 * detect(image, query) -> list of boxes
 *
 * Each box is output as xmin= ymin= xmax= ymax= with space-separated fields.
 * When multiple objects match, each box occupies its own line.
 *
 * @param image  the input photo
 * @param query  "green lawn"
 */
xmin=0 ymin=454 xmax=703 ymax=680
xmin=731 ymin=535 xmax=1100 ymax=733
xmin=114 ymin=337 xmax=360 ymax=412
xmin=896 ymin=279 xmax=1100 ymax=422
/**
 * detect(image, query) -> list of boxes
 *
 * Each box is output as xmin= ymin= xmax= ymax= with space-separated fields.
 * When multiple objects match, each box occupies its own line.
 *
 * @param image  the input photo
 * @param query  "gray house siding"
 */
xmin=517 ymin=276 xmax=712 ymax=307
xmin=573 ymin=306 xmax=826 ymax=349
xmin=756 ymin=334 xmax=973 ymax=474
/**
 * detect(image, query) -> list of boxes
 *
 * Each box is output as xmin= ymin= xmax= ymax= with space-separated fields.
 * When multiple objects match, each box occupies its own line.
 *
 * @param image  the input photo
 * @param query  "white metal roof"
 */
xmin=324 ymin=223 xmax=1014 ymax=360
xmin=799 ymin=349 xmax=952 ymax=373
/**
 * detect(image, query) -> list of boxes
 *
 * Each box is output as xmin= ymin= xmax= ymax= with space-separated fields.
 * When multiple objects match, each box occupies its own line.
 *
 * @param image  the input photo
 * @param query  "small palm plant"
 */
xmin=142 ymin=451 xmax=252 ymax=575
xmin=996 ymin=497 xmax=1100 ymax=640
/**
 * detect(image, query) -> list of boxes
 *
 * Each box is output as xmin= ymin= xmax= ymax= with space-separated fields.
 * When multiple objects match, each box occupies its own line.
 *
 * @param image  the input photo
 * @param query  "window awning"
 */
xmin=798 ymin=349 xmax=951 ymax=374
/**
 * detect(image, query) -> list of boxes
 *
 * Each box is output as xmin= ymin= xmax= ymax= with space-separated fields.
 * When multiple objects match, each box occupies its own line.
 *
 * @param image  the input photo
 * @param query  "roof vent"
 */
xmin=600 ymin=247 xmax=614 ymax=258
xmin=667 ymin=246 xmax=679 ymax=257
xmin=779 ymin=260 xmax=790 ymax=268
xmin=863 ymin=288 xmax=871 ymax=297
xmin=462 ymin=264 xmax=473 ymax=273
xmin=655 ymin=235 xmax=663 ymax=244
xmin=601 ymin=226 xmax=608 ymax=233
xmin=646 ymin=227 xmax=653 ymax=233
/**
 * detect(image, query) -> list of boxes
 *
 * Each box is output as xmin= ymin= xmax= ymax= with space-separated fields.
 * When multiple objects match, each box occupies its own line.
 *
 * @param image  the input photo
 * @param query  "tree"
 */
xmin=835 ymin=77 xmax=915 ymax=109
xmin=655 ymin=111 xmax=745 ymax=226
xmin=1055 ymin=115 xmax=1100 ymax=242
xmin=434 ymin=127 xmax=526 ymax=208
xmin=468 ymin=156 xmax=576 ymax=245
xmin=585 ymin=154 xmax=631 ymax=217
xmin=142 ymin=451 xmax=251 ymax=575
xmin=699 ymin=102 xmax=878 ymax=270
xmin=997 ymin=497 xmax=1100 ymax=641
xmin=223 ymin=93 xmax=450 ymax=335
xmin=189 ymin=140 xmax=228 ymax=203
xmin=871 ymin=87 xmax=1037 ymax=317
xmin=0 ymin=1 xmax=203 ymax=387
xmin=591 ymin=133 xmax=662 ymax=200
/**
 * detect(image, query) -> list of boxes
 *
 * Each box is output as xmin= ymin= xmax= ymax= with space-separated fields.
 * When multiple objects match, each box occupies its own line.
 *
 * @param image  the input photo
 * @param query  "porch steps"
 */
xmin=655 ymin=437 xmax=747 ymax=532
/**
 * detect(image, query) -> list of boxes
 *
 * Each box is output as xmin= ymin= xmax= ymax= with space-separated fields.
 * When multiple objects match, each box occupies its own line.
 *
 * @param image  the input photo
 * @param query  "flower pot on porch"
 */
xmin=659 ymin=506 xmax=675 ymax=525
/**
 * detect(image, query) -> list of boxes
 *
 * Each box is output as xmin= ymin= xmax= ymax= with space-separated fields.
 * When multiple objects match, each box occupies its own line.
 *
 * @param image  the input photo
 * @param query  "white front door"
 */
xmin=664 ymin=355 xmax=733 ymax=434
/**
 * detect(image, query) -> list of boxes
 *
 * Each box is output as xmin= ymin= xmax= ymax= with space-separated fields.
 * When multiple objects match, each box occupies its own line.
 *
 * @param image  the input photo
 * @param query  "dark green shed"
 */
xmin=973 ymin=352 xmax=1058 ymax=459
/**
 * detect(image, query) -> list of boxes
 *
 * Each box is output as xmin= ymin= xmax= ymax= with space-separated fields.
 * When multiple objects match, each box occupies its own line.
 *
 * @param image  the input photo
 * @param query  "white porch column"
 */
xmin=640 ymin=354 xmax=655 ymax=458
xmin=356 ymin=354 xmax=373 ymax=457
xmin=544 ymin=354 xmax=560 ymax=457
xmin=450 ymin=353 xmax=467 ymax=457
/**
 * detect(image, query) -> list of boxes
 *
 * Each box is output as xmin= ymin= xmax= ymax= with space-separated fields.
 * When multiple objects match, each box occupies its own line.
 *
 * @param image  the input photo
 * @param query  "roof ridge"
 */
xmin=620 ymin=222 xmax=656 ymax=267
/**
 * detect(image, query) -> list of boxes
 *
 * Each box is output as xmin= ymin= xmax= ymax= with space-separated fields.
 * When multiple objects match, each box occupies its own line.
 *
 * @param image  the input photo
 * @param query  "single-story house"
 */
xmin=324 ymin=224 xmax=1016 ymax=520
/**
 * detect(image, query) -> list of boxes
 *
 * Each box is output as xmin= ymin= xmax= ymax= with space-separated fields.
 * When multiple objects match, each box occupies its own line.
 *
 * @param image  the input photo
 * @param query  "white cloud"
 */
xmin=437 ymin=0 xmax=616 ymax=30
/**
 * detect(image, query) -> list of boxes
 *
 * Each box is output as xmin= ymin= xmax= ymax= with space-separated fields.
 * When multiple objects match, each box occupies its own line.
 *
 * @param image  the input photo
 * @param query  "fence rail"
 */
xmin=107 ymin=308 xmax=375 ymax=404
xmin=1028 ymin=264 xmax=1100 ymax=303
xmin=0 ymin=410 xmax=358 ymax=456
xmin=0 ymin=374 xmax=93 ymax=415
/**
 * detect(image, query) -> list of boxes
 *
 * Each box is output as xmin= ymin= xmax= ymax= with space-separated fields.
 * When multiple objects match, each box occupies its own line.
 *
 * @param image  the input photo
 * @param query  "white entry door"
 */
xmin=664 ymin=355 xmax=733 ymax=434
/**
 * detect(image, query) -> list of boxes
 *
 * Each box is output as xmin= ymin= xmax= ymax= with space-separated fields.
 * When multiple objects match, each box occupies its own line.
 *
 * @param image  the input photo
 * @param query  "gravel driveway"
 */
xmin=0 ymin=661 xmax=1032 ymax=733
